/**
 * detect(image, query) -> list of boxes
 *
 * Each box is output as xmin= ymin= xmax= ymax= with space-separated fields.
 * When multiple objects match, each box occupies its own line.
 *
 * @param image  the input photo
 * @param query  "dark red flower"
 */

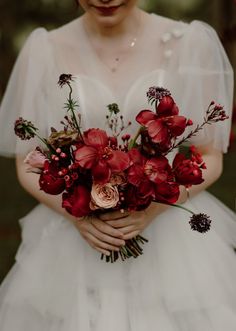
xmin=62 ymin=185 xmax=91 ymax=217
xmin=173 ymin=153 xmax=204 ymax=186
xmin=39 ymin=160 xmax=65 ymax=195
xmin=74 ymin=129 xmax=130 ymax=184
xmin=123 ymin=185 xmax=153 ymax=211
xmin=154 ymin=182 xmax=180 ymax=204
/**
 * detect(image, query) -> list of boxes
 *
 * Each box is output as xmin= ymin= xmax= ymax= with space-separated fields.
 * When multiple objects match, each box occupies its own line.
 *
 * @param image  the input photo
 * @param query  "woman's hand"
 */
xmin=99 ymin=210 xmax=153 ymax=240
xmin=75 ymin=216 xmax=126 ymax=256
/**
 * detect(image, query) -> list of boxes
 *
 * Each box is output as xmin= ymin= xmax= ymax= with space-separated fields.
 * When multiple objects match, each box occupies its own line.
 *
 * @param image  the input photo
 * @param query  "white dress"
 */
xmin=0 ymin=13 xmax=236 ymax=331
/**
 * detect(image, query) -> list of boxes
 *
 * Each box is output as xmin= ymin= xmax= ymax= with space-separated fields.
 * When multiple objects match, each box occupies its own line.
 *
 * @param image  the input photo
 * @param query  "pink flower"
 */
xmin=90 ymin=183 xmax=120 ymax=210
xmin=74 ymin=128 xmax=130 ymax=184
xmin=24 ymin=150 xmax=47 ymax=173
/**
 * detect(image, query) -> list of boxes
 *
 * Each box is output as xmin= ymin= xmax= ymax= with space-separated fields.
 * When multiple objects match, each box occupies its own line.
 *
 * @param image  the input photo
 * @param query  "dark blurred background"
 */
xmin=0 ymin=0 xmax=235 ymax=282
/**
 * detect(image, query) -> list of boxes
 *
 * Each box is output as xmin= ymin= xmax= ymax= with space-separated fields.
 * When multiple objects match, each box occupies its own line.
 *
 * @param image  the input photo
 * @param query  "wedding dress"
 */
xmin=0 ymin=13 xmax=235 ymax=331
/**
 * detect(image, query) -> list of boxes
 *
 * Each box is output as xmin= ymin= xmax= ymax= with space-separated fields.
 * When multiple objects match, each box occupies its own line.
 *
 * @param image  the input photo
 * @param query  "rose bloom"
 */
xmin=90 ymin=183 xmax=120 ymax=210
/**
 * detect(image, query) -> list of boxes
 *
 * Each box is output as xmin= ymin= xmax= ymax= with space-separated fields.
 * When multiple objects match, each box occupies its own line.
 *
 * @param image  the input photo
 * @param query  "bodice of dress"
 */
xmin=0 ymin=13 xmax=233 ymax=157
xmin=48 ymin=14 xmax=187 ymax=135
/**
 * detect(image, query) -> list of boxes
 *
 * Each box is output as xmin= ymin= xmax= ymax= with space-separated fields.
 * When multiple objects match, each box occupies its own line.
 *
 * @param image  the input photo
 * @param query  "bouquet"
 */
xmin=14 ymin=74 xmax=228 ymax=263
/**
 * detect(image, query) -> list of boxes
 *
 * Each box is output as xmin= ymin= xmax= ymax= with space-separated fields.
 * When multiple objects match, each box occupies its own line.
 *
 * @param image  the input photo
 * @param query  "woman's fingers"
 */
xmin=106 ymin=218 xmax=133 ymax=228
xmin=123 ymin=230 xmax=140 ymax=240
xmin=86 ymin=233 xmax=121 ymax=253
xmin=98 ymin=210 xmax=129 ymax=221
xmin=92 ymin=218 xmax=124 ymax=238
xmin=90 ymin=225 xmax=125 ymax=248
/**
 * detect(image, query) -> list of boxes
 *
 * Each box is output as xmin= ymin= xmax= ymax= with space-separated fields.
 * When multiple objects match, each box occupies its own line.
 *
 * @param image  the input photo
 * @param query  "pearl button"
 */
xmin=161 ymin=32 xmax=172 ymax=43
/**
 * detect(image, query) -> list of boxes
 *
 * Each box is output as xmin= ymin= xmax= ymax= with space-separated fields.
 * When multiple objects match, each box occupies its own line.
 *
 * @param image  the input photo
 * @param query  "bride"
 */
xmin=0 ymin=1 xmax=235 ymax=330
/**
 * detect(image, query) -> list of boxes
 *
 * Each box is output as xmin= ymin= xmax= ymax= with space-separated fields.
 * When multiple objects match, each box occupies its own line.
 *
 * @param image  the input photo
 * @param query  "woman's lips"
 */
xmin=93 ymin=5 xmax=122 ymax=16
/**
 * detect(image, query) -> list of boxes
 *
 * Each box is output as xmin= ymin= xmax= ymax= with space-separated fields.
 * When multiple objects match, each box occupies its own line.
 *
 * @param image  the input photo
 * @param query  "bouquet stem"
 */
xmin=101 ymin=234 xmax=148 ymax=263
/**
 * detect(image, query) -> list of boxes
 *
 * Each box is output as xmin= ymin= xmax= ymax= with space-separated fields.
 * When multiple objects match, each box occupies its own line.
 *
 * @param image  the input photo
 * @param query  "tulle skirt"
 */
xmin=0 ymin=191 xmax=236 ymax=331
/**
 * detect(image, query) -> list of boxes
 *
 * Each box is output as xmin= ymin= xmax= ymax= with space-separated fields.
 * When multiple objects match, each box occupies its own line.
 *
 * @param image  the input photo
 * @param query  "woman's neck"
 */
xmin=83 ymin=7 xmax=145 ymax=40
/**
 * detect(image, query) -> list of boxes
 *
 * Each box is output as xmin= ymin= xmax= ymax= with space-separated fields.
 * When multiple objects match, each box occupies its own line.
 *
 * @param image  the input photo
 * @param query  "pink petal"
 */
xmin=75 ymin=146 xmax=97 ymax=168
xmin=136 ymin=110 xmax=157 ymax=126
xmin=84 ymin=128 xmax=108 ymax=148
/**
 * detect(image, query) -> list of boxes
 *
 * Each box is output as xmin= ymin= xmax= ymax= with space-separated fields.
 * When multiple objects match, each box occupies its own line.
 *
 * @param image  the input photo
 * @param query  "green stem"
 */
xmin=67 ymin=83 xmax=83 ymax=141
xmin=128 ymin=127 xmax=143 ymax=150
xmin=153 ymin=200 xmax=195 ymax=215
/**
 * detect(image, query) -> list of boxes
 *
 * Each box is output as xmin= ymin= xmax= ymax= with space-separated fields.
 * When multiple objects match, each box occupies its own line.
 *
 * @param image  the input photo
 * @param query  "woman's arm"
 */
xmin=16 ymin=155 xmax=126 ymax=256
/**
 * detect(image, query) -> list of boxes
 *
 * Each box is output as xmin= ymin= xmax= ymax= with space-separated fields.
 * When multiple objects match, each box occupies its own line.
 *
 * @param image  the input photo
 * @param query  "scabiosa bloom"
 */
xmin=147 ymin=87 xmax=171 ymax=103
xmin=189 ymin=213 xmax=212 ymax=233
xmin=14 ymin=117 xmax=37 ymax=140
xmin=58 ymin=74 xmax=74 ymax=88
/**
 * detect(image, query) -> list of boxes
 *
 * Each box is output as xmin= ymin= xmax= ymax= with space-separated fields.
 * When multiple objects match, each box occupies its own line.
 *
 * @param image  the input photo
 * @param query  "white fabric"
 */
xmin=0 ymin=13 xmax=236 ymax=330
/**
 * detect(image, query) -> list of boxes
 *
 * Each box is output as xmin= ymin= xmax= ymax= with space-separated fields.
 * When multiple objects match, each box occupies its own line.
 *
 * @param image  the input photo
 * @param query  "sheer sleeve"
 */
xmin=177 ymin=20 xmax=234 ymax=153
xmin=0 ymin=28 xmax=53 ymax=157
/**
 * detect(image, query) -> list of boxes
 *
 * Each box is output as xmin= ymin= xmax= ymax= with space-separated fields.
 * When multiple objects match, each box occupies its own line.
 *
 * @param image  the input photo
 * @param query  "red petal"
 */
xmin=75 ymin=146 xmax=97 ymax=168
xmin=127 ymin=164 xmax=145 ymax=186
xmin=144 ymin=157 xmax=169 ymax=183
xmin=173 ymin=153 xmax=186 ymax=168
xmin=83 ymin=128 xmax=108 ymax=148
xmin=136 ymin=110 xmax=157 ymax=126
xmin=128 ymin=148 xmax=146 ymax=166
xmin=148 ymin=120 xmax=168 ymax=143
xmin=156 ymin=96 xmax=175 ymax=116
xmin=167 ymin=116 xmax=187 ymax=137
xmin=107 ymin=150 xmax=130 ymax=172
xmin=92 ymin=160 xmax=111 ymax=184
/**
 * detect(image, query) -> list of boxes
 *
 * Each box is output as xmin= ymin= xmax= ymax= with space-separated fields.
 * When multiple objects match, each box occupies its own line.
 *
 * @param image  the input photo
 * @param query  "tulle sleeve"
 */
xmin=0 ymin=28 xmax=53 ymax=157
xmin=177 ymin=20 xmax=234 ymax=153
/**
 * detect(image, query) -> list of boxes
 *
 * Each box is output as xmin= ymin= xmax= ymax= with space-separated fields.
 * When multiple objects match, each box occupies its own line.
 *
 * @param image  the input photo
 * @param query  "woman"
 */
xmin=0 ymin=0 xmax=235 ymax=330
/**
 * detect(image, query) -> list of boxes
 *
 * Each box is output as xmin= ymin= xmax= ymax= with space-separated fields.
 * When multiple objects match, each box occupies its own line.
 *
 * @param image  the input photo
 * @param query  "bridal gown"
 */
xmin=0 ymin=13 xmax=236 ymax=331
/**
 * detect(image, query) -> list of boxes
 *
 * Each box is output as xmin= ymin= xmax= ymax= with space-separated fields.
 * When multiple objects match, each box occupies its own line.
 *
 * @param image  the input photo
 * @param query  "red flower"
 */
xmin=62 ymin=185 xmax=91 ymax=217
xmin=154 ymin=182 xmax=180 ymax=204
xmin=39 ymin=160 xmax=65 ymax=195
xmin=123 ymin=185 xmax=153 ymax=211
xmin=173 ymin=153 xmax=204 ymax=186
xmin=136 ymin=96 xmax=191 ymax=144
xmin=128 ymin=149 xmax=172 ymax=186
xmin=74 ymin=129 xmax=130 ymax=184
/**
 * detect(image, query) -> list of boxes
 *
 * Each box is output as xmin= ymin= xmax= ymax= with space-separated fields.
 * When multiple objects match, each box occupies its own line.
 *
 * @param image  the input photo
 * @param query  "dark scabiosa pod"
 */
xmin=189 ymin=213 xmax=212 ymax=233
xmin=58 ymin=74 xmax=74 ymax=88
xmin=14 ymin=117 xmax=38 ymax=140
